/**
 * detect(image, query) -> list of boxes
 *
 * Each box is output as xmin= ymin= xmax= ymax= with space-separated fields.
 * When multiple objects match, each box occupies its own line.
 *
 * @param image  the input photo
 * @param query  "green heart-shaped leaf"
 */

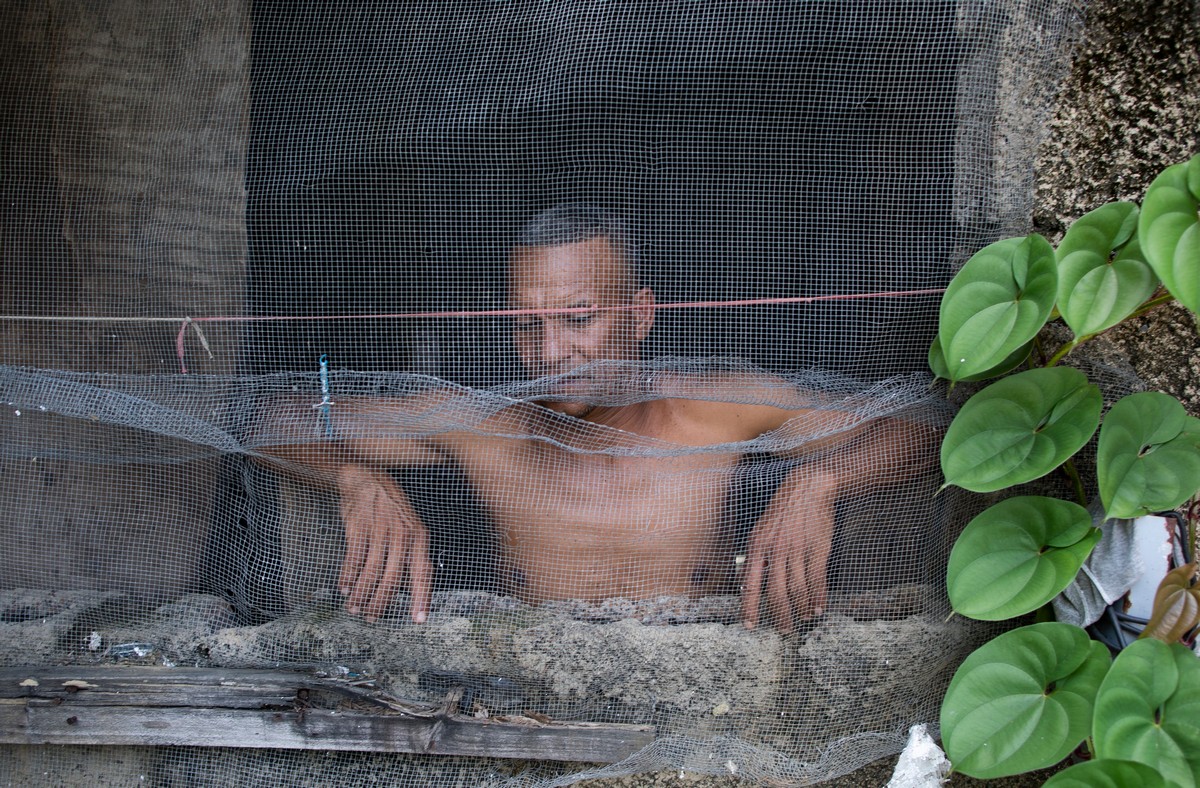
xmin=941 ymin=622 xmax=1110 ymax=779
xmin=1097 ymin=391 xmax=1200 ymax=518
xmin=1043 ymin=759 xmax=1167 ymax=788
xmin=1057 ymin=202 xmax=1159 ymax=337
xmin=1139 ymin=155 xmax=1200 ymax=315
xmin=1094 ymin=638 xmax=1200 ymax=788
xmin=942 ymin=367 xmax=1102 ymax=492
xmin=938 ymin=235 xmax=1057 ymax=382
xmin=947 ymin=496 xmax=1099 ymax=620
xmin=928 ymin=335 xmax=1033 ymax=382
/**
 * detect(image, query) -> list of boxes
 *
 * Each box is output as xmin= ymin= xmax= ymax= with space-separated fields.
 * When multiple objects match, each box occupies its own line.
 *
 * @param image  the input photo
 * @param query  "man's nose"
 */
xmin=539 ymin=323 xmax=574 ymax=372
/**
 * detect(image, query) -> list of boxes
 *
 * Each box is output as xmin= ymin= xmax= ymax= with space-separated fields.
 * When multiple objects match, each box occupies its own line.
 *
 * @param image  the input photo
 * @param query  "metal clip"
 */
xmin=314 ymin=354 xmax=334 ymax=437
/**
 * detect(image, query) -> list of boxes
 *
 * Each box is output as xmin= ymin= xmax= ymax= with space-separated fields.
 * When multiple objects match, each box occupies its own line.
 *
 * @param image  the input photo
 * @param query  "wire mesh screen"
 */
xmin=1 ymin=0 xmax=1082 ymax=785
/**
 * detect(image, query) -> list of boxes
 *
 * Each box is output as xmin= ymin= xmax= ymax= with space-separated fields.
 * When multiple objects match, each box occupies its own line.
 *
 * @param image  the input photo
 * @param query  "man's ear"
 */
xmin=632 ymin=286 xmax=655 ymax=342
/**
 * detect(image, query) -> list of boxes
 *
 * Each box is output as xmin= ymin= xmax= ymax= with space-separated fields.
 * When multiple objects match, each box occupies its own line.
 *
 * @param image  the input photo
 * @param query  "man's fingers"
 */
xmin=348 ymin=493 xmax=388 ymax=616
xmin=338 ymin=496 xmax=369 ymax=597
xmin=336 ymin=468 xmax=372 ymax=596
xmin=766 ymin=547 xmax=793 ymax=634
xmin=804 ymin=524 xmax=833 ymax=621
xmin=408 ymin=523 xmax=432 ymax=624
xmin=787 ymin=548 xmax=814 ymax=624
xmin=334 ymin=468 xmax=435 ymax=626
xmin=364 ymin=519 xmax=406 ymax=622
xmin=741 ymin=543 xmax=766 ymax=630
xmin=808 ymin=552 xmax=829 ymax=620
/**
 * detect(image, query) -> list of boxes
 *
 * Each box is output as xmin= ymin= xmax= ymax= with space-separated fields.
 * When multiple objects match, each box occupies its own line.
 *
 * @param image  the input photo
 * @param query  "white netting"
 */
xmin=1 ymin=1 xmax=1082 ymax=785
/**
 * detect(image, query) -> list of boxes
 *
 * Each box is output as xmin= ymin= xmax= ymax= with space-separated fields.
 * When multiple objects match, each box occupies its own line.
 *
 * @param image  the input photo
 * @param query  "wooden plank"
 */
xmin=0 ymin=704 xmax=654 ymax=762
xmin=1 ymin=666 xmax=438 ymax=715
xmin=2 ymin=666 xmax=321 ymax=696
xmin=0 ymin=667 xmax=655 ymax=762
xmin=2 ymin=667 xmax=310 ymax=708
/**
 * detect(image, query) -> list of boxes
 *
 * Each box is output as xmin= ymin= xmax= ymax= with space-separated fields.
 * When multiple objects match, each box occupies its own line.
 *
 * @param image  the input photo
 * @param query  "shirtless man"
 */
xmin=261 ymin=205 xmax=936 ymax=632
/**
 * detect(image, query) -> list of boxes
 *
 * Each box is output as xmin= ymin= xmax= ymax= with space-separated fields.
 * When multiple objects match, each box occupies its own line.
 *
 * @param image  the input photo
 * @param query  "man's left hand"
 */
xmin=740 ymin=469 xmax=838 ymax=633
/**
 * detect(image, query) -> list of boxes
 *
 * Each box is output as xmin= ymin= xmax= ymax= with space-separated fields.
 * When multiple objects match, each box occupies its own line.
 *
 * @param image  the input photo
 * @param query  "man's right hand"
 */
xmin=336 ymin=464 xmax=432 ymax=623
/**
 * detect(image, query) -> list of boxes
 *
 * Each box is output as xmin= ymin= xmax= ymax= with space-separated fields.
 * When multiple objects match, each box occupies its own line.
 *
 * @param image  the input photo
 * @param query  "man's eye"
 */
xmin=565 ymin=312 xmax=596 ymax=327
xmin=514 ymin=321 xmax=538 ymax=334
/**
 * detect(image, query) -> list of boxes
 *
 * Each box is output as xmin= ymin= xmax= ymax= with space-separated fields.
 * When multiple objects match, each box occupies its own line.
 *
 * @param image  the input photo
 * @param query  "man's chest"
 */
xmin=462 ymin=442 xmax=741 ymax=532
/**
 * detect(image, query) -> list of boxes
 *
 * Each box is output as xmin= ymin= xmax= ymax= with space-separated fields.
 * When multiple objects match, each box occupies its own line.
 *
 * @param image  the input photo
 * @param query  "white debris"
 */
xmin=887 ymin=724 xmax=950 ymax=788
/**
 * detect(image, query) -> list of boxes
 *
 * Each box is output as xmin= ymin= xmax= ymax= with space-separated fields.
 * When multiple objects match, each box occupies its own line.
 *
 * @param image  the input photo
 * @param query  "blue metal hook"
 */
xmin=315 ymin=354 xmax=334 ymax=437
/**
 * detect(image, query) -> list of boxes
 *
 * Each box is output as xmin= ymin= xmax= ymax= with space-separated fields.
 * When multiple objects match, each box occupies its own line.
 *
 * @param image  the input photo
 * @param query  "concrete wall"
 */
xmin=0 ymin=0 xmax=249 ymax=598
xmin=1035 ymin=0 xmax=1200 ymax=412
xmin=1 ymin=0 xmax=248 ymax=372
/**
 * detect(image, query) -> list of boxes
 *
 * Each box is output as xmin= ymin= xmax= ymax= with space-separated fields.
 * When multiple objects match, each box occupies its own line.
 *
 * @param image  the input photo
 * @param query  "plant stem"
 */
xmin=1127 ymin=292 xmax=1175 ymax=321
xmin=1044 ymin=293 xmax=1177 ymax=368
xmin=1063 ymin=458 xmax=1087 ymax=508
xmin=1032 ymin=334 xmax=1048 ymax=366
xmin=1045 ymin=338 xmax=1082 ymax=368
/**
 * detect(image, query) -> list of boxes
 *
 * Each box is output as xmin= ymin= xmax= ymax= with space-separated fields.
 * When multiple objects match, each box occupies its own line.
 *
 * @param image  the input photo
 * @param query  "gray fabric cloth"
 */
xmin=1051 ymin=502 xmax=1142 ymax=628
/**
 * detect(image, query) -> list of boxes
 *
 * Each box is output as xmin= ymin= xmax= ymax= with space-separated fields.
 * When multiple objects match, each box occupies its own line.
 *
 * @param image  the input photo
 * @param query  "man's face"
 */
xmin=508 ymin=236 xmax=654 ymax=416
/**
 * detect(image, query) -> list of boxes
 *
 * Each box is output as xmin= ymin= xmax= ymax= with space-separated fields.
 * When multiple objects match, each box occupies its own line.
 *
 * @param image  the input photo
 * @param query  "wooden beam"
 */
xmin=0 ymin=666 xmax=654 ymax=763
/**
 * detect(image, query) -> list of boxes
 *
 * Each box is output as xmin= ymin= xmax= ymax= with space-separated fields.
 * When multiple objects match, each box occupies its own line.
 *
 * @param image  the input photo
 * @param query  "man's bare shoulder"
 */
xmin=649 ymin=370 xmax=834 ymax=444
xmin=325 ymin=381 xmax=531 ymax=462
xmin=348 ymin=381 xmax=528 ymax=425
xmin=652 ymin=369 xmax=818 ymax=407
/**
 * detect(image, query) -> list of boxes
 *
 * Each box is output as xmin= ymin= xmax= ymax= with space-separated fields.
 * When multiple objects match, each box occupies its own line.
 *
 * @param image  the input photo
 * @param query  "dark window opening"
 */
xmin=246 ymin=0 xmax=960 ymax=382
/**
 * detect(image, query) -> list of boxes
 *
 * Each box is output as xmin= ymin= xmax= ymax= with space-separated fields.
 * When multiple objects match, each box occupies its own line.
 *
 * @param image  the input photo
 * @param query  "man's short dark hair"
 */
xmin=516 ymin=203 xmax=643 ymax=286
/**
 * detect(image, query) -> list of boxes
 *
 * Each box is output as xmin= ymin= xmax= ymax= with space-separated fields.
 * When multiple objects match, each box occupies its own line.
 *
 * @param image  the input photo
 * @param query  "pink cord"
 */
xmin=176 ymin=319 xmax=191 ymax=374
xmin=162 ymin=286 xmax=945 ymax=372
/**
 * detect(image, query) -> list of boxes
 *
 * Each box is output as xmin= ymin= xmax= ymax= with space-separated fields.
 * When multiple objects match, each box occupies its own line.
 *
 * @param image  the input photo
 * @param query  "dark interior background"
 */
xmin=245 ymin=0 xmax=960 ymax=383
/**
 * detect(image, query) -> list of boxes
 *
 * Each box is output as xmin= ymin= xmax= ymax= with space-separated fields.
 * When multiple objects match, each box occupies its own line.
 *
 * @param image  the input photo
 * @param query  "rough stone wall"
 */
xmin=1034 ymin=0 xmax=1200 ymax=414
xmin=0 ymin=0 xmax=248 ymax=372
xmin=0 ymin=0 xmax=250 ymax=598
